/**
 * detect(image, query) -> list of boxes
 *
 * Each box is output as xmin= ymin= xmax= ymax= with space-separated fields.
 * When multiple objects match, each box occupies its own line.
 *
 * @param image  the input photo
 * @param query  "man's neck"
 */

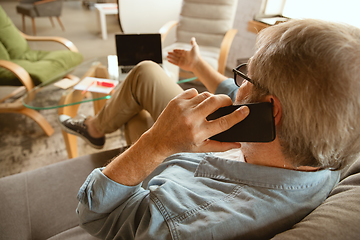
xmin=241 ymin=139 xmax=320 ymax=172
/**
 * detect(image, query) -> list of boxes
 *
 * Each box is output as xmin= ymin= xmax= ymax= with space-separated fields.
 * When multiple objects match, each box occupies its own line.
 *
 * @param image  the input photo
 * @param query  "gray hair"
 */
xmin=249 ymin=19 xmax=360 ymax=169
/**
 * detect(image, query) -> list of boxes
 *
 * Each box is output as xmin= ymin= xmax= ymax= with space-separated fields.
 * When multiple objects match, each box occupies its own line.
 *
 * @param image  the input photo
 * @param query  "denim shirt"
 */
xmin=76 ymin=79 xmax=340 ymax=239
xmin=77 ymin=153 xmax=340 ymax=240
xmin=215 ymin=78 xmax=239 ymax=101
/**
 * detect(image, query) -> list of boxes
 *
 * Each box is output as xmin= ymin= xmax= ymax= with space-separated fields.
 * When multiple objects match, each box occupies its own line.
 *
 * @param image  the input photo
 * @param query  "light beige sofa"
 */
xmin=1 ymin=147 xmax=360 ymax=239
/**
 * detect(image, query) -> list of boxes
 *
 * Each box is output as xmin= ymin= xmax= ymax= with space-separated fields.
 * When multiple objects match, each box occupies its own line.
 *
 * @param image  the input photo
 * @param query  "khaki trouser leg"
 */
xmin=124 ymin=110 xmax=153 ymax=145
xmin=93 ymin=61 xmax=183 ymax=143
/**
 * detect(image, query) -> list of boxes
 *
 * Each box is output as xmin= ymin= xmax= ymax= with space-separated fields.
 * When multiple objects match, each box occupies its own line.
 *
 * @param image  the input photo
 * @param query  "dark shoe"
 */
xmin=58 ymin=115 xmax=105 ymax=149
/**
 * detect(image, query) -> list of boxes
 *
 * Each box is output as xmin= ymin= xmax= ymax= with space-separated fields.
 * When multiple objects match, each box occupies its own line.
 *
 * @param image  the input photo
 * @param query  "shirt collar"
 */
xmin=195 ymin=154 xmax=338 ymax=190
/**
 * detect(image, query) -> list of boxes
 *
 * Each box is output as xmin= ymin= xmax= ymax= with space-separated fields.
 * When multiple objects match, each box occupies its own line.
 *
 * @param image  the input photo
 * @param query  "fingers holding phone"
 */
xmin=206 ymin=102 xmax=276 ymax=143
xmin=146 ymin=89 xmax=250 ymax=156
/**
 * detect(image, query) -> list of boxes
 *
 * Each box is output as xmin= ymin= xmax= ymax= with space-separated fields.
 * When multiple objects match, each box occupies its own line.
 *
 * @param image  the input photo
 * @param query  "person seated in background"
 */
xmin=68 ymin=19 xmax=360 ymax=239
xmin=59 ymin=37 xmax=217 ymax=148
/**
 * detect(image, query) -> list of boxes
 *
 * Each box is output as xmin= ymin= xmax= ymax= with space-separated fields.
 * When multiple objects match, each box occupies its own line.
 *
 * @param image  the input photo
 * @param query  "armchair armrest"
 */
xmin=217 ymin=29 xmax=238 ymax=75
xmin=33 ymin=0 xmax=57 ymax=5
xmin=0 ymin=60 xmax=34 ymax=92
xmin=19 ymin=32 xmax=79 ymax=52
xmin=159 ymin=20 xmax=178 ymax=43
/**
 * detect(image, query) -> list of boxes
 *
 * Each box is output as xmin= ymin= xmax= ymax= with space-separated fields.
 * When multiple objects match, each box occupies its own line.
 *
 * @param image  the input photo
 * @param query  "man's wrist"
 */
xmin=139 ymin=129 xmax=174 ymax=161
xmin=102 ymin=131 xmax=170 ymax=186
xmin=191 ymin=56 xmax=204 ymax=74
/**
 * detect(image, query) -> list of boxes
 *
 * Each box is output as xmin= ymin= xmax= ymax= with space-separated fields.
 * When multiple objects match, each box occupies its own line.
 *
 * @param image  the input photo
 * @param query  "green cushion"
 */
xmin=0 ymin=49 xmax=83 ymax=86
xmin=0 ymin=41 xmax=10 ymax=60
xmin=0 ymin=6 xmax=29 ymax=59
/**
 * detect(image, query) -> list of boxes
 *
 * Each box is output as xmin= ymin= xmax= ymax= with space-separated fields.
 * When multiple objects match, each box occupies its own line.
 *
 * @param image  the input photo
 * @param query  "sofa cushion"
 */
xmin=0 ymin=147 xmax=125 ymax=240
xmin=48 ymin=226 xmax=99 ymax=240
xmin=271 ymin=159 xmax=360 ymax=239
xmin=0 ymin=49 xmax=83 ymax=86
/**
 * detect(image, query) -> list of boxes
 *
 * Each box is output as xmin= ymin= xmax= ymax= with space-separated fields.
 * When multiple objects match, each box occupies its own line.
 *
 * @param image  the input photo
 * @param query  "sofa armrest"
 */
xmin=272 ymin=159 xmax=360 ymax=240
xmin=0 ymin=147 xmax=126 ymax=240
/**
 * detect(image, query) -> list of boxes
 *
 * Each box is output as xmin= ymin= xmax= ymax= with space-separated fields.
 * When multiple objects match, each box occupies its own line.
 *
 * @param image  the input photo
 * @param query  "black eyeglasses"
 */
xmin=232 ymin=63 xmax=255 ymax=87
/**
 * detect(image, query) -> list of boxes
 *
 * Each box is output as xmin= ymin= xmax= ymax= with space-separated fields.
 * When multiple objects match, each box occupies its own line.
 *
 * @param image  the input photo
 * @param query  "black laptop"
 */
xmin=115 ymin=33 xmax=163 ymax=79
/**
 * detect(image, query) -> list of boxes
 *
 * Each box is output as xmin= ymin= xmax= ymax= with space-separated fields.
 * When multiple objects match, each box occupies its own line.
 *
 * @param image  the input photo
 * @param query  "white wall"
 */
xmin=227 ymin=0 xmax=263 ymax=69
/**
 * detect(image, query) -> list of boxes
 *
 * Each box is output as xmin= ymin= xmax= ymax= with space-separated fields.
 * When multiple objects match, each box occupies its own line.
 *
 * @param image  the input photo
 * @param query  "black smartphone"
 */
xmin=206 ymin=102 xmax=276 ymax=142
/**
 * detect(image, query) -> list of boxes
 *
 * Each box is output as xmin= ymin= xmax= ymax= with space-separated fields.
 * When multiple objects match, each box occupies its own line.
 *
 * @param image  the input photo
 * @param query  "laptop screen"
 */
xmin=115 ymin=34 xmax=163 ymax=66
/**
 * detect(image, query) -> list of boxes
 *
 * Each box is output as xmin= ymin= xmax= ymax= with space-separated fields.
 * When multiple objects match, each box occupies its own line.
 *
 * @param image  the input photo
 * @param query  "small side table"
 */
xmin=94 ymin=3 xmax=119 ymax=40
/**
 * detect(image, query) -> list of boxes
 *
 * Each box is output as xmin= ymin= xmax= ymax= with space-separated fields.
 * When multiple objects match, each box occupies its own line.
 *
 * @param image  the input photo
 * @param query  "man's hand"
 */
xmin=167 ymin=37 xmax=200 ymax=72
xmin=102 ymin=89 xmax=249 ymax=186
xmin=167 ymin=37 xmax=228 ymax=93
xmin=144 ymin=89 xmax=250 ymax=158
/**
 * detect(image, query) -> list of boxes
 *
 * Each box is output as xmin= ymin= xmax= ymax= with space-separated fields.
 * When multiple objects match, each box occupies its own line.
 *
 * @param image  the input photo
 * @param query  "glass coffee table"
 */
xmin=22 ymin=56 xmax=114 ymax=111
xmin=22 ymin=56 xmax=181 ymax=111
xmin=21 ymin=56 xmax=119 ymax=159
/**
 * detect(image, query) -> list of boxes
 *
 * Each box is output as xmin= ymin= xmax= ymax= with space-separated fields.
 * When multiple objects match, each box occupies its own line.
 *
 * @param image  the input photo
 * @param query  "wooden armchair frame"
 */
xmin=0 ymin=32 xmax=79 ymax=136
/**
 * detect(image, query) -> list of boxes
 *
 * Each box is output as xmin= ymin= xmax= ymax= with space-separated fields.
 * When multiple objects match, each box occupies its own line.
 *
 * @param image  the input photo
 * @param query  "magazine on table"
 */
xmin=74 ymin=77 xmax=119 ymax=94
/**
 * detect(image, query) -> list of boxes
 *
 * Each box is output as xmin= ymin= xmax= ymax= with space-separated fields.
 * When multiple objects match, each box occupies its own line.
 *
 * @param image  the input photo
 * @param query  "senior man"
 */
xmin=72 ymin=19 xmax=360 ymax=239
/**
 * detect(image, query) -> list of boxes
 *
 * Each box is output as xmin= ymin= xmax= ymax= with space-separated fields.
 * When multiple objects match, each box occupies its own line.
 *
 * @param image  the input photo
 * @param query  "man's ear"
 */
xmin=264 ymin=95 xmax=282 ymax=126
